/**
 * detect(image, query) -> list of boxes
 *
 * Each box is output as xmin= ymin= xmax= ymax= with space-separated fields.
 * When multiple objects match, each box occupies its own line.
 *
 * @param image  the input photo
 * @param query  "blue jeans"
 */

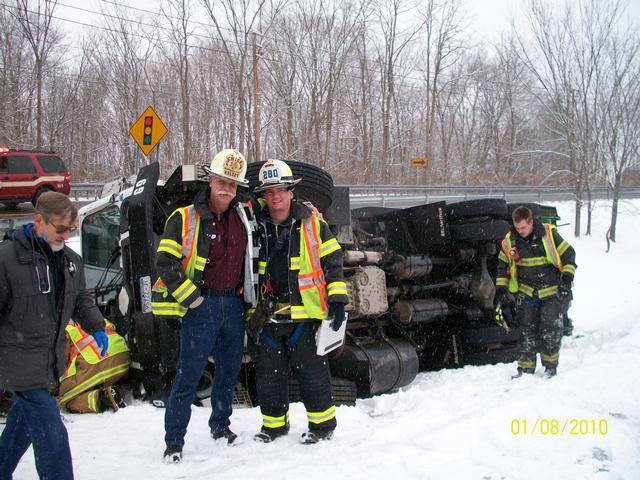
xmin=0 ymin=388 xmax=73 ymax=480
xmin=164 ymin=295 xmax=245 ymax=447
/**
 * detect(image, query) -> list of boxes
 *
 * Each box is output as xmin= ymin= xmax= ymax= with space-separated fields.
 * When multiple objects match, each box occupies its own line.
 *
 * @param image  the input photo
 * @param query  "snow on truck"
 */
xmin=77 ymin=160 xmax=561 ymax=407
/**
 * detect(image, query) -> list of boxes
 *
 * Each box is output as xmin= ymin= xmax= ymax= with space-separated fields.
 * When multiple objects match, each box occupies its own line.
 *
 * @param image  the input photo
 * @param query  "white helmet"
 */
xmin=254 ymin=159 xmax=302 ymax=192
xmin=203 ymin=149 xmax=249 ymax=186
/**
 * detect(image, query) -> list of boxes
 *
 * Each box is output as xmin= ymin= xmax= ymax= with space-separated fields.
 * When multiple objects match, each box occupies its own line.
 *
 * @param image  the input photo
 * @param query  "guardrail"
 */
xmin=346 ymin=185 xmax=640 ymax=208
xmin=70 ymin=183 xmax=105 ymax=200
xmin=71 ymin=182 xmax=640 ymax=206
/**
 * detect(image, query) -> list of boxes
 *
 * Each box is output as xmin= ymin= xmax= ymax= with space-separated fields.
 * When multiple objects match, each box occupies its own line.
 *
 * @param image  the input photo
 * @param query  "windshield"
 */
xmin=81 ymin=205 xmax=122 ymax=290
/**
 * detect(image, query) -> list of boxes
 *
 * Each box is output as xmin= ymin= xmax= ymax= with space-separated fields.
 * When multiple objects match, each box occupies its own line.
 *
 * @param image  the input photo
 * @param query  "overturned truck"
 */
xmin=78 ymin=161 xmax=561 ymax=406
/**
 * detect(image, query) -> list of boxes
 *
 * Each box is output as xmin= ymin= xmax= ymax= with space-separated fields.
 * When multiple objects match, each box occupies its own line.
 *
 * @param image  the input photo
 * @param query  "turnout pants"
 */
xmin=0 ymin=388 xmax=73 ymax=480
xmin=255 ymin=322 xmax=336 ymax=433
xmin=164 ymin=295 xmax=245 ymax=447
xmin=516 ymin=294 xmax=565 ymax=371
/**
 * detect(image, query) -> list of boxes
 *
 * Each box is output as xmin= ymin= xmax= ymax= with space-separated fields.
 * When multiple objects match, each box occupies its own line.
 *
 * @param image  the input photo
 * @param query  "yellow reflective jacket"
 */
xmin=58 ymin=320 xmax=130 ymax=409
xmin=496 ymin=222 xmax=577 ymax=299
xmin=257 ymin=201 xmax=348 ymax=320
xmin=152 ymin=187 xmax=259 ymax=318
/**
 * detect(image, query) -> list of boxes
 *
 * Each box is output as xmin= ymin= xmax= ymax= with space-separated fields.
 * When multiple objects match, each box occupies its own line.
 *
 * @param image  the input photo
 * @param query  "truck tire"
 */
xmin=288 ymin=376 xmax=357 ymax=406
xmin=446 ymin=199 xmax=509 ymax=221
xmin=32 ymin=186 xmax=52 ymax=206
xmin=450 ymin=220 xmax=510 ymax=242
xmin=246 ymin=160 xmax=334 ymax=212
xmin=462 ymin=345 xmax=519 ymax=366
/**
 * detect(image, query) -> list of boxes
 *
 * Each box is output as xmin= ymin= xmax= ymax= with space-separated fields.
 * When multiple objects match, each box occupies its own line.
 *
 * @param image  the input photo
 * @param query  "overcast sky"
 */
xmin=52 ymin=0 xmax=640 ymax=47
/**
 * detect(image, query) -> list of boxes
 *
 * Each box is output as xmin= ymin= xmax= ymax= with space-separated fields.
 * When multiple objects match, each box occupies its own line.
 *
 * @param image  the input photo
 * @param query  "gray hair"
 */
xmin=35 ymin=192 xmax=78 ymax=223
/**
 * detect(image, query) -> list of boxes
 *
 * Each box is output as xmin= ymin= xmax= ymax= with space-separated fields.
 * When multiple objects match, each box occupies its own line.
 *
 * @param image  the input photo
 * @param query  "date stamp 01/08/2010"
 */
xmin=510 ymin=418 xmax=609 ymax=436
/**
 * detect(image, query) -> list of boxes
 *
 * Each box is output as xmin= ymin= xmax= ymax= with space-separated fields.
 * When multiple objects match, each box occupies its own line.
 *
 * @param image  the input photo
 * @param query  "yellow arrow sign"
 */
xmin=411 ymin=156 xmax=428 ymax=167
xmin=129 ymin=106 xmax=168 ymax=156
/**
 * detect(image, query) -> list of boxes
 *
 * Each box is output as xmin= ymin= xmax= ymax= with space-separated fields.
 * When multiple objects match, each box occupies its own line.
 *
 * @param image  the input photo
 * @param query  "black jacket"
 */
xmin=154 ymin=186 xmax=259 ymax=309
xmin=0 ymin=226 xmax=104 ymax=391
xmin=497 ymin=221 xmax=577 ymax=296
xmin=257 ymin=201 xmax=347 ymax=318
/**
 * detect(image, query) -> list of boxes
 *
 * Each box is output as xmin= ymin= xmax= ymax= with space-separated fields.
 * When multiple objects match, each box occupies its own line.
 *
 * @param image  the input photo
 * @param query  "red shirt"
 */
xmin=201 ymin=205 xmax=247 ymax=289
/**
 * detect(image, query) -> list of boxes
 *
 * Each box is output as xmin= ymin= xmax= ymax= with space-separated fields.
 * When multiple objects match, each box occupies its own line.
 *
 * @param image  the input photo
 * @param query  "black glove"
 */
xmin=329 ymin=303 xmax=346 ymax=332
xmin=558 ymin=275 xmax=573 ymax=300
xmin=246 ymin=299 xmax=273 ymax=338
xmin=495 ymin=289 xmax=515 ymax=307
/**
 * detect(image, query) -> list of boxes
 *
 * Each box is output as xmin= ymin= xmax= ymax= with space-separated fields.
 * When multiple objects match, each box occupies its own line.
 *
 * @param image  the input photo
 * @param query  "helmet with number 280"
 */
xmin=254 ymin=159 xmax=302 ymax=193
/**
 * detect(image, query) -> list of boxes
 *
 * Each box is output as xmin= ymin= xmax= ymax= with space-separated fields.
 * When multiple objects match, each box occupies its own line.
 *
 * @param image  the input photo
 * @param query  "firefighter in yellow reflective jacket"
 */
xmin=495 ymin=206 xmax=577 ymax=378
xmin=58 ymin=320 xmax=130 ymax=413
xmin=248 ymin=160 xmax=348 ymax=445
xmin=153 ymin=149 xmax=259 ymax=464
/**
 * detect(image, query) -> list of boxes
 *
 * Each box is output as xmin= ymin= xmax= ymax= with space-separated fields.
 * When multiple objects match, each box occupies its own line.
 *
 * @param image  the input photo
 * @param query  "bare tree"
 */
xmin=598 ymin=31 xmax=640 ymax=243
xmin=201 ymin=0 xmax=288 ymax=160
xmin=12 ymin=0 xmax=62 ymax=148
xmin=417 ymin=0 xmax=467 ymax=183
xmin=371 ymin=0 xmax=424 ymax=181
xmin=0 ymin=6 xmax=30 ymax=144
xmin=516 ymin=0 xmax=625 ymax=236
xmin=88 ymin=3 xmax=156 ymax=177
xmin=157 ymin=0 xmax=195 ymax=164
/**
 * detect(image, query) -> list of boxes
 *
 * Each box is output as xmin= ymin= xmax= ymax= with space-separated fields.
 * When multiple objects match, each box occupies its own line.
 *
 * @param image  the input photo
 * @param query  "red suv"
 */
xmin=0 ymin=146 xmax=71 ymax=208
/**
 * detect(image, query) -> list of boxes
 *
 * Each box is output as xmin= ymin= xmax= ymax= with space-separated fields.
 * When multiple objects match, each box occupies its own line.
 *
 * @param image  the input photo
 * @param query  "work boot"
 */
xmin=254 ymin=426 xmax=289 ymax=443
xmin=544 ymin=367 xmax=557 ymax=378
xmin=99 ymin=386 xmax=127 ymax=412
xmin=111 ymin=386 xmax=127 ymax=408
xmin=511 ymin=367 xmax=535 ymax=379
xmin=211 ymin=427 xmax=238 ymax=445
xmin=300 ymin=428 xmax=334 ymax=445
xmin=163 ymin=444 xmax=182 ymax=464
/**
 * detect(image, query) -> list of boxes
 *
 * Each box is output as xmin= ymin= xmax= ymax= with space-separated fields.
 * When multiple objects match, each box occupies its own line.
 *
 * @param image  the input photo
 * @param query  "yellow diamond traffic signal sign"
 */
xmin=129 ymin=106 xmax=168 ymax=156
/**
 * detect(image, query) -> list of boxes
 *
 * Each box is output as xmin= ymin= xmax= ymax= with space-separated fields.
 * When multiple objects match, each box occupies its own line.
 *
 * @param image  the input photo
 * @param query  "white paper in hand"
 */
xmin=316 ymin=313 xmax=347 ymax=356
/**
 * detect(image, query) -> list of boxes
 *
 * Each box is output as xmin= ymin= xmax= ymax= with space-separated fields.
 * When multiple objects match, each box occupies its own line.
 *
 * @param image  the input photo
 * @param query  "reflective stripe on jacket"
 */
xmin=58 ymin=320 xmax=130 ymax=408
xmin=496 ymin=222 xmax=576 ymax=299
xmin=152 ymin=187 xmax=259 ymax=318
xmin=258 ymin=202 xmax=347 ymax=321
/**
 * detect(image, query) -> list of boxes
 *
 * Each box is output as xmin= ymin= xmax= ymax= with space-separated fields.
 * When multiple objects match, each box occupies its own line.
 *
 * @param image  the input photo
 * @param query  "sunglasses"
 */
xmin=48 ymin=222 xmax=78 ymax=234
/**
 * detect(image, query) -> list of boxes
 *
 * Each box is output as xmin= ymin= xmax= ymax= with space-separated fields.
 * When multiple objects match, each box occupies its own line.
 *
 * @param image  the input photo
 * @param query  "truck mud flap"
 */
xmin=378 ymin=202 xmax=451 ymax=253
xmin=329 ymin=338 xmax=419 ymax=396
xmin=446 ymin=199 xmax=509 ymax=221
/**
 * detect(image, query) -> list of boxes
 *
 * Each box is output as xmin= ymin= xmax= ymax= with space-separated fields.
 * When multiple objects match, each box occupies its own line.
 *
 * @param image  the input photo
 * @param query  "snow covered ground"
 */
xmin=7 ymin=199 xmax=640 ymax=480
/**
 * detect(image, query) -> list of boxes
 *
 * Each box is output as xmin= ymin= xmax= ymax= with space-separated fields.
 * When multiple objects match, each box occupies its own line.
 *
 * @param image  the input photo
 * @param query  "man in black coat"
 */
xmin=495 ymin=206 xmax=577 ymax=378
xmin=0 ymin=192 xmax=107 ymax=480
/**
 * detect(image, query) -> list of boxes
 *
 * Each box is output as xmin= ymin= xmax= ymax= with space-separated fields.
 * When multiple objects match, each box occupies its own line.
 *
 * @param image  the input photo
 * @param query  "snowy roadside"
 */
xmin=6 ymin=199 xmax=640 ymax=480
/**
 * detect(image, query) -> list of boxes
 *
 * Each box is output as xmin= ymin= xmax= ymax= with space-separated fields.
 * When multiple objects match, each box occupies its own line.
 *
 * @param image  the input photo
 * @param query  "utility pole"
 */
xmin=252 ymin=32 xmax=261 ymax=162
